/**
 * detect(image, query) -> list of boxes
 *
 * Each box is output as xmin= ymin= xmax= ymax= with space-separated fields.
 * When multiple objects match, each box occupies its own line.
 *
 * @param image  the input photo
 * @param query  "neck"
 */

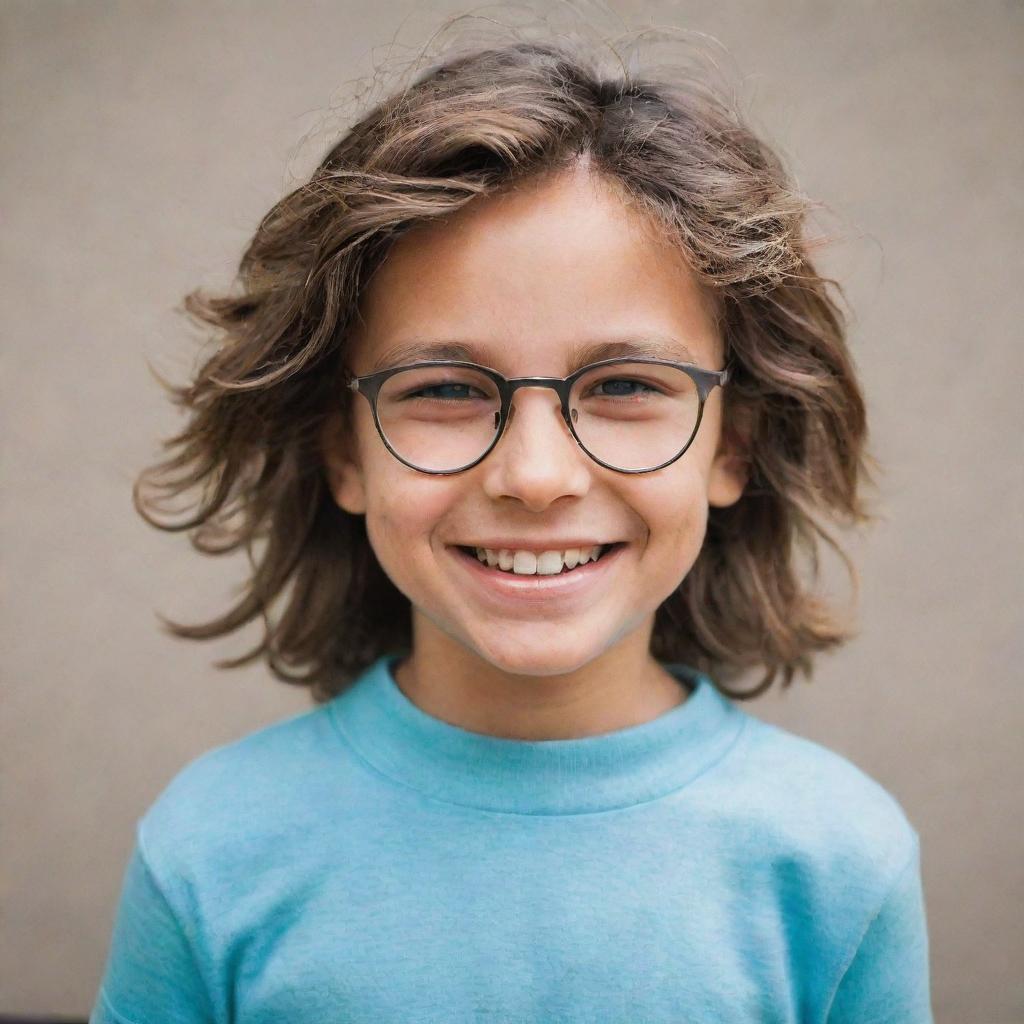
xmin=392 ymin=619 xmax=687 ymax=741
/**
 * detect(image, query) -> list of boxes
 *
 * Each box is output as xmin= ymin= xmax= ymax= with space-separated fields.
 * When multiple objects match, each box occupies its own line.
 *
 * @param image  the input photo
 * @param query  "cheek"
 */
xmin=638 ymin=473 xmax=711 ymax=564
xmin=361 ymin=499 xmax=431 ymax=608
xmin=363 ymin=471 xmax=457 ymax=573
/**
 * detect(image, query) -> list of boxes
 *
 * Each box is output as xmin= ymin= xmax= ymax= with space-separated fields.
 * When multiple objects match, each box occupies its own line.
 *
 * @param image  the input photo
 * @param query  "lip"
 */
xmin=455 ymin=539 xmax=615 ymax=553
xmin=446 ymin=541 xmax=627 ymax=612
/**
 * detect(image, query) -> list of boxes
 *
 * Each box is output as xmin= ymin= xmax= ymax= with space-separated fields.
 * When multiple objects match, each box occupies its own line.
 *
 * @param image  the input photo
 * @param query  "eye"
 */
xmin=406 ymin=382 xmax=487 ymax=401
xmin=384 ymin=367 xmax=498 ymax=405
xmin=588 ymin=377 xmax=659 ymax=398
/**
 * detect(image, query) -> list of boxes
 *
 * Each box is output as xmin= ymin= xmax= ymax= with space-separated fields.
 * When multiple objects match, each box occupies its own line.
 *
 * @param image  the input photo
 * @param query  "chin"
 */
xmin=466 ymin=630 xmax=606 ymax=679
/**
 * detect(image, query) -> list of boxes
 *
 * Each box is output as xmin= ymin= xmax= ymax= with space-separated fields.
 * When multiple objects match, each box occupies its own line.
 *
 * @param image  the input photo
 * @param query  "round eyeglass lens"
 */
xmin=375 ymin=364 xmax=501 ymax=472
xmin=568 ymin=361 xmax=701 ymax=471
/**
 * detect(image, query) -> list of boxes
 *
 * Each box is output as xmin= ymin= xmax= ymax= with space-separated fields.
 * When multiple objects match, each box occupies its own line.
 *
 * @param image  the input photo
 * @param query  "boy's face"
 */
xmin=322 ymin=163 xmax=747 ymax=680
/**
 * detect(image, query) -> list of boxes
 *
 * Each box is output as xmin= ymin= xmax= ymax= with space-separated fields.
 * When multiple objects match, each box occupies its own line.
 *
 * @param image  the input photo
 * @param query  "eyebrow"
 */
xmin=367 ymin=335 xmax=703 ymax=373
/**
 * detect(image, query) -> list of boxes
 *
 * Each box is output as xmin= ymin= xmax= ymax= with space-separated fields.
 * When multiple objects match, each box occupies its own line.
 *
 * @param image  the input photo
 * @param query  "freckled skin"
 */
xmin=321 ymin=162 xmax=748 ymax=740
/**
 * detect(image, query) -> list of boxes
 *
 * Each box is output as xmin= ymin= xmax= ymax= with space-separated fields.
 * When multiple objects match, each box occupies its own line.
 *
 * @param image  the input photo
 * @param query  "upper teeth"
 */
xmin=474 ymin=545 xmax=605 ymax=575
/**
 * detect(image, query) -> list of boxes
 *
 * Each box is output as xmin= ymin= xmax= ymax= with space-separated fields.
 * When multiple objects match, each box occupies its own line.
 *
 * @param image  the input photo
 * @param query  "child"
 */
xmin=92 ymin=34 xmax=933 ymax=1024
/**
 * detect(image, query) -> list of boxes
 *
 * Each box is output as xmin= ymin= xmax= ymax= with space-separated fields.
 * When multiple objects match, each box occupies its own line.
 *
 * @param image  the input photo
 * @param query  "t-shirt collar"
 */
xmin=328 ymin=652 xmax=746 ymax=815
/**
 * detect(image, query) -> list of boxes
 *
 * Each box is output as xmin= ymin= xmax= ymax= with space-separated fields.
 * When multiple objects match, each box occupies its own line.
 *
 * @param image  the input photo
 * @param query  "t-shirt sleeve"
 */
xmin=90 ymin=830 xmax=215 ymax=1024
xmin=825 ymin=838 xmax=934 ymax=1023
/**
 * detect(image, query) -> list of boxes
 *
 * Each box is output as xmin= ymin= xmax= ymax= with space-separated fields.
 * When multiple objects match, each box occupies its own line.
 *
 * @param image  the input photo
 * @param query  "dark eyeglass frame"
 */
xmin=342 ymin=356 xmax=732 ymax=475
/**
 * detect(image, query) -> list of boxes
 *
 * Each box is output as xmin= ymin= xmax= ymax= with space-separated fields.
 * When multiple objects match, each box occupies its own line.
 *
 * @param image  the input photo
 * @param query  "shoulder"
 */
xmin=707 ymin=707 xmax=929 ymax=1019
xmin=720 ymin=707 xmax=920 ymax=886
xmin=137 ymin=701 xmax=344 ymax=869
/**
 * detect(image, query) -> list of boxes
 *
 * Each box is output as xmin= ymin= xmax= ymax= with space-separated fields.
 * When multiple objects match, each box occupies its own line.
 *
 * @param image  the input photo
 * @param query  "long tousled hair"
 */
xmin=135 ymin=31 xmax=879 ymax=702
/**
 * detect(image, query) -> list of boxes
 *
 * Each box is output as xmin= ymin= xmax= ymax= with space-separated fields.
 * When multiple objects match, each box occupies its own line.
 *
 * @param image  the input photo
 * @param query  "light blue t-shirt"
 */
xmin=91 ymin=653 xmax=932 ymax=1023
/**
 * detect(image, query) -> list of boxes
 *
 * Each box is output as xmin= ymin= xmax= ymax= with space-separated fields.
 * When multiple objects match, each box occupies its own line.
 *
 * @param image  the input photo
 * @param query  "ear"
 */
xmin=707 ymin=416 xmax=751 ymax=509
xmin=319 ymin=409 xmax=367 ymax=515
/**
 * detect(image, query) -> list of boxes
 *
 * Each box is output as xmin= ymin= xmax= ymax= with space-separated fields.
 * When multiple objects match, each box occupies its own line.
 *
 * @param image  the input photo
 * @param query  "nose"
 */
xmin=480 ymin=387 xmax=592 ymax=511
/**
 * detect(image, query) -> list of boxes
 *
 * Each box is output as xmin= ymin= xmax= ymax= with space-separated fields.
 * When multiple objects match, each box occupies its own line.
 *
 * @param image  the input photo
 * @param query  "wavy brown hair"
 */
xmin=135 ymin=32 xmax=879 ymax=702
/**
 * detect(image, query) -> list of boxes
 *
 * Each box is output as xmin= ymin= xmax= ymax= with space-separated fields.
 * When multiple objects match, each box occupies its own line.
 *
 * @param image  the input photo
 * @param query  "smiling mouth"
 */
xmin=454 ymin=542 xmax=625 ymax=576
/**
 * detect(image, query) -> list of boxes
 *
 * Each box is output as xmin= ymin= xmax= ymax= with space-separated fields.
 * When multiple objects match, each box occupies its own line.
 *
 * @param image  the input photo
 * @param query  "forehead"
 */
xmin=348 ymin=164 xmax=721 ymax=373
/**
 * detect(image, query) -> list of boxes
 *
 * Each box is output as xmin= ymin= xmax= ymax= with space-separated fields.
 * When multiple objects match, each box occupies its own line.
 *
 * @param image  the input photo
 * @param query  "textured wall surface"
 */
xmin=2 ymin=1 xmax=1021 ymax=1019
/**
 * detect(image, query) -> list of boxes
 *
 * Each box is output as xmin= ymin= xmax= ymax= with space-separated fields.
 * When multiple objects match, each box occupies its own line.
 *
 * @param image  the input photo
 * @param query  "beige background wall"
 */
xmin=2 ymin=1 xmax=1021 ymax=1020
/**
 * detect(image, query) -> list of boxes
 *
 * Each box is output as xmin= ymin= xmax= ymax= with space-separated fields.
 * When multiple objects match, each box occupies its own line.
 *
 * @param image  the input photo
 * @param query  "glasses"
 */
xmin=342 ymin=357 xmax=731 ymax=475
